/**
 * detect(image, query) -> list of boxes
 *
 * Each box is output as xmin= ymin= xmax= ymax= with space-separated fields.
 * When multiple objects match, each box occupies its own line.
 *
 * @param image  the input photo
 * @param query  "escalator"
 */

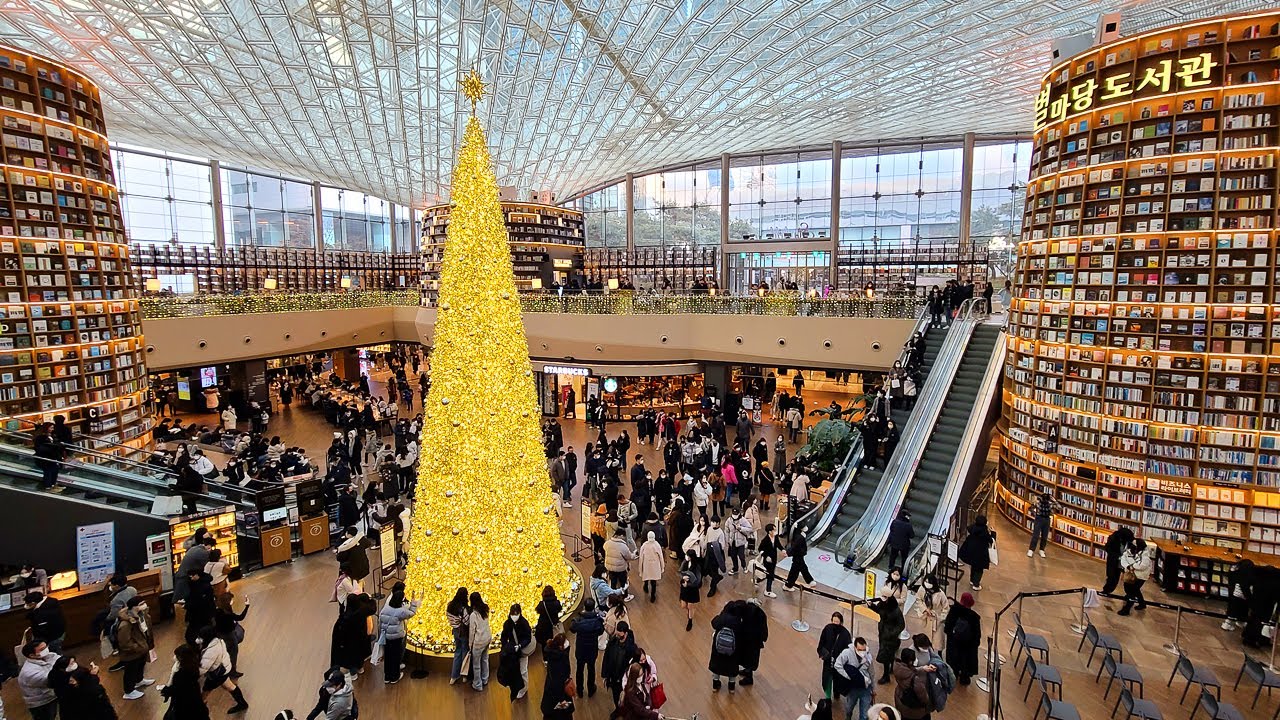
xmin=833 ymin=300 xmax=1006 ymax=570
xmin=811 ymin=322 xmax=947 ymax=551
xmin=880 ymin=323 xmax=1003 ymax=568
xmin=0 ymin=430 xmax=253 ymax=516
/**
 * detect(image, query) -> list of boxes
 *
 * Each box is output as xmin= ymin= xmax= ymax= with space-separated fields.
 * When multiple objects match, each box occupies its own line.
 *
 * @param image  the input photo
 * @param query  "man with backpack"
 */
xmin=892 ymin=647 xmax=936 ymax=719
xmin=708 ymin=600 xmax=744 ymax=693
xmin=912 ymin=634 xmax=954 ymax=713
xmin=833 ymin=636 xmax=875 ymax=720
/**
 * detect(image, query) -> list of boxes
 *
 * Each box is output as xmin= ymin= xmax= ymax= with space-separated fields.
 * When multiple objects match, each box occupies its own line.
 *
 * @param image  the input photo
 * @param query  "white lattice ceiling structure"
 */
xmin=0 ymin=0 xmax=1272 ymax=206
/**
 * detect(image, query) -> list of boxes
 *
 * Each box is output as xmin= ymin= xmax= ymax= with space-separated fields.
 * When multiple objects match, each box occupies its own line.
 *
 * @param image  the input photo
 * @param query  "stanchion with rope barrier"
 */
xmin=749 ymin=560 xmax=869 ymax=634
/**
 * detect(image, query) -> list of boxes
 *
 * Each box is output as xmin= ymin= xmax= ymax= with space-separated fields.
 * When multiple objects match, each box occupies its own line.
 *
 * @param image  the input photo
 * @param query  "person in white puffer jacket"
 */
xmin=1118 ymin=538 xmax=1156 ymax=616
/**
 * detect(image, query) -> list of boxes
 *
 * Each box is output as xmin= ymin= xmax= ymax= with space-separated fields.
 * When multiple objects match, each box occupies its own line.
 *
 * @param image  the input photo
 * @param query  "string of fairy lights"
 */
xmin=138 ymin=289 xmax=921 ymax=320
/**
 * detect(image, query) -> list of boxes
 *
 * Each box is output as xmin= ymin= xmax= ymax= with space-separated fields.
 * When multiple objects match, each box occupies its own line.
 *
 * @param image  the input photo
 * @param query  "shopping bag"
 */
xmin=99 ymin=631 xmax=113 ymax=660
xmin=370 ymin=631 xmax=385 ymax=665
xmin=651 ymin=682 xmax=667 ymax=708
xmin=988 ymin=546 xmax=999 ymax=567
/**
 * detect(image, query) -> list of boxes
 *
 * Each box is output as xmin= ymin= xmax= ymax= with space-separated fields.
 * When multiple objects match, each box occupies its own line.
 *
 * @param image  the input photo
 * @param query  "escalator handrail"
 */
xmin=902 ymin=328 xmax=1006 ymax=585
xmin=835 ymin=298 xmax=983 ymax=568
xmin=800 ymin=307 xmax=931 ymax=544
xmin=0 ymin=449 xmax=238 ymax=511
xmin=0 ymin=461 xmax=162 ymax=514
xmin=0 ymin=433 xmax=255 ymax=508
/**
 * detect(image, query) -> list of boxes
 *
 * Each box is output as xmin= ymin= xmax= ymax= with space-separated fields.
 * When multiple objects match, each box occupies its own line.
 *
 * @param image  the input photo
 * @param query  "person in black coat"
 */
xmin=499 ymin=603 xmax=532 ymax=700
xmin=336 ymin=485 xmax=362 ymax=530
xmin=735 ymin=597 xmax=768 ymax=686
xmin=709 ymin=601 xmax=744 ymax=692
xmin=24 ymin=591 xmax=66 ymax=652
xmin=784 ymin=528 xmax=815 ymax=590
xmin=568 ymin=599 xmax=605 ymax=697
xmin=600 ymin=620 xmax=637 ymax=706
xmin=334 ymin=527 xmax=371 ymax=582
xmin=1101 ymin=526 xmax=1136 ymax=595
xmin=957 ymin=515 xmax=996 ymax=590
xmin=540 ymin=634 xmax=575 ymax=720
xmin=1225 ymin=559 xmax=1255 ymax=632
xmin=860 ymin=417 xmax=881 ymax=469
xmin=880 ymin=421 xmax=900 ymax=467
xmin=330 ymin=593 xmax=375 ymax=675
xmin=33 ymin=423 xmax=63 ymax=489
xmin=1245 ymin=565 xmax=1280 ymax=648
xmin=944 ymin=592 xmax=982 ymax=684
xmin=885 ymin=510 xmax=914 ymax=572
xmin=534 ymin=586 xmax=563 ymax=648
xmin=49 ymin=655 xmax=118 ymax=720
xmin=816 ymin=610 xmax=852 ymax=698
xmin=161 ymin=644 xmax=211 ymax=720
xmin=182 ymin=569 xmax=216 ymax=644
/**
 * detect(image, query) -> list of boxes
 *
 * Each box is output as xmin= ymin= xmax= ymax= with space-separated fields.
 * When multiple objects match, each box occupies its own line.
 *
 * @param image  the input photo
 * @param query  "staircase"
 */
xmin=813 ymin=322 xmax=946 ymax=551
xmin=873 ymin=323 xmax=1003 ymax=569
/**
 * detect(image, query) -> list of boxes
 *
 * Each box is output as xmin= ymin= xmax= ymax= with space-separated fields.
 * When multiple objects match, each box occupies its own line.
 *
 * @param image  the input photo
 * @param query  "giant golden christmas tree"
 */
xmin=404 ymin=70 xmax=580 ymax=653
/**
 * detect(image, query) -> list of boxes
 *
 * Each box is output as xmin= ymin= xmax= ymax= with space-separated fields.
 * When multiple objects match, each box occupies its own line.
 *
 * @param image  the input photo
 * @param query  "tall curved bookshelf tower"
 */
xmin=998 ymin=11 xmax=1280 ymax=597
xmin=0 ymin=46 xmax=149 ymax=457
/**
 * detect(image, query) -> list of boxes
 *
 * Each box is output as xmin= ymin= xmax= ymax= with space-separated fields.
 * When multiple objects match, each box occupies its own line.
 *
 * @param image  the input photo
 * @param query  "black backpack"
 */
xmin=841 ymin=660 xmax=868 ymax=691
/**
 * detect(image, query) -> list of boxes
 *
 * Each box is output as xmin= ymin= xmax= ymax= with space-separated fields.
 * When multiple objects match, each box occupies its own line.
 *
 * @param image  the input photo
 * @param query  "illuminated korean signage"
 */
xmin=1034 ymin=50 xmax=1221 ymax=131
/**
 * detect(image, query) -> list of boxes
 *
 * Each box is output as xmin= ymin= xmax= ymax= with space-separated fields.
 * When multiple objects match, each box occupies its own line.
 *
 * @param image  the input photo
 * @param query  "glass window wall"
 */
xmin=728 ymin=151 xmax=831 ymax=241
xmin=580 ymin=182 xmax=626 ymax=248
xmin=394 ymin=204 xmax=419 ymax=253
xmin=970 ymin=141 xmax=1032 ymax=281
xmin=632 ymin=161 xmax=722 ymax=249
xmin=113 ymin=148 xmax=215 ymax=245
xmin=321 ymin=187 xmax=394 ymax=253
xmin=221 ymin=168 xmax=315 ymax=248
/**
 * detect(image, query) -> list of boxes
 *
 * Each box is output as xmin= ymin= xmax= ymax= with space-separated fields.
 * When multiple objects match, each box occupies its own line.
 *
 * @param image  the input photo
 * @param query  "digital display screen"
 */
xmin=199 ymin=367 xmax=218 ymax=388
xmin=261 ymin=506 xmax=288 ymax=523
xmin=176 ymin=380 xmax=191 ymax=401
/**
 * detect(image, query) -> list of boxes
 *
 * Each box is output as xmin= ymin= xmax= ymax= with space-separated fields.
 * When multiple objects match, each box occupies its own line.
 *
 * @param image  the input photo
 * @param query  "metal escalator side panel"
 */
xmin=837 ymin=301 xmax=984 ymax=566
xmin=903 ymin=328 xmax=1008 ymax=584
xmin=803 ymin=308 xmax=932 ymax=545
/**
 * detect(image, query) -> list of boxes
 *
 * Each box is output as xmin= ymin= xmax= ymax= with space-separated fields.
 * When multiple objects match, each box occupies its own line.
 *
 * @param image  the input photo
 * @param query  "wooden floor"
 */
xmin=3 ymin=373 xmax=1276 ymax=720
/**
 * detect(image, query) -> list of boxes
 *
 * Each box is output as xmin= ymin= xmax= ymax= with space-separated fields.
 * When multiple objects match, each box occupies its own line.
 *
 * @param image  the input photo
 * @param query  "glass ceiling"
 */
xmin=0 ymin=0 xmax=1269 ymax=206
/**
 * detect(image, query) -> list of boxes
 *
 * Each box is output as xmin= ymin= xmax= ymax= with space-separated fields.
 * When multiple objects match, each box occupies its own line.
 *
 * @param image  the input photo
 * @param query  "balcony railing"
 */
xmin=138 ymin=290 xmax=421 ymax=318
xmin=139 ymin=290 xmax=922 ymax=319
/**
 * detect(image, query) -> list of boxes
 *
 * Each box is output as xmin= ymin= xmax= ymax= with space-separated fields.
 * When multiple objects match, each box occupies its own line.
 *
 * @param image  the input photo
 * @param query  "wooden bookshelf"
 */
xmin=998 ymin=12 xmax=1280 ymax=574
xmin=0 ymin=45 xmax=149 ymax=457
xmin=584 ymin=247 xmax=718 ymax=290
xmin=420 ymin=201 xmax=584 ymax=296
xmin=131 ymin=244 xmax=420 ymax=294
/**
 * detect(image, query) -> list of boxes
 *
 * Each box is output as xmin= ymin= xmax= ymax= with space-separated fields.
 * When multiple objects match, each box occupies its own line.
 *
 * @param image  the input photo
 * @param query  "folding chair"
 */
xmin=1032 ymin=681 xmax=1081 ymax=720
xmin=1098 ymin=650 xmax=1144 ymax=700
xmin=1111 ymin=687 xmax=1161 ymax=720
xmin=1011 ymin=611 xmax=1050 ymax=666
xmin=1188 ymin=689 xmax=1244 ymax=720
xmin=1167 ymin=650 xmax=1221 ymax=704
xmin=1234 ymin=651 xmax=1280 ymax=709
xmin=1021 ymin=655 xmax=1063 ymax=702
xmin=1076 ymin=611 xmax=1123 ymax=667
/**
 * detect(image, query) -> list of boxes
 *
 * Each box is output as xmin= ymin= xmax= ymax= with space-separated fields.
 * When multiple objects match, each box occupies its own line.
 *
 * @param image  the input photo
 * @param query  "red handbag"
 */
xmin=651 ymin=682 xmax=667 ymax=709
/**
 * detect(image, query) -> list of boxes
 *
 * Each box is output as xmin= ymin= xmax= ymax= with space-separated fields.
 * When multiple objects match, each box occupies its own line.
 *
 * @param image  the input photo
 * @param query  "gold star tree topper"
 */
xmin=461 ymin=68 xmax=487 ymax=114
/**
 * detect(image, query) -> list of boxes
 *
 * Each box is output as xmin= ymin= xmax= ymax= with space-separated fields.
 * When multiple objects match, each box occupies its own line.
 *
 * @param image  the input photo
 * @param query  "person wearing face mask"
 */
xmin=24 ymin=591 xmax=66 ymax=654
xmin=834 ymin=636 xmax=875 ymax=720
xmin=817 ymin=612 xmax=852 ymax=699
xmin=498 ymin=603 xmax=534 ymax=700
xmin=48 ymin=655 xmax=116 ymax=720
xmin=18 ymin=640 xmax=59 ymax=720
xmin=540 ymin=633 xmax=575 ymax=720
xmin=702 ymin=516 xmax=727 ymax=597
xmin=377 ymin=582 xmax=421 ymax=685
xmin=305 ymin=668 xmax=356 ymax=720
xmin=600 ymin=620 xmax=637 ymax=706
xmin=116 ymin=596 xmax=156 ymax=700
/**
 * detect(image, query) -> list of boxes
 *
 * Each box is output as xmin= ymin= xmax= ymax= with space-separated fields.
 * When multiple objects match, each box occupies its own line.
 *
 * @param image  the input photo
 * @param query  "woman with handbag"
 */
xmin=956 ymin=515 xmax=996 ymax=591
xmin=1118 ymin=539 xmax=1155 ymax=616
xmin=194 ymin=625 xmax=249 ymax=714
xmin=535 ymin=585 xmax=565 ymax=648
xmin=540 ymin=634 xmax=575 ymax=720
xmin=499 ymin=604 xmax=534 ymax=700
xmin=678 ymin=550 xmax=703 ymax=632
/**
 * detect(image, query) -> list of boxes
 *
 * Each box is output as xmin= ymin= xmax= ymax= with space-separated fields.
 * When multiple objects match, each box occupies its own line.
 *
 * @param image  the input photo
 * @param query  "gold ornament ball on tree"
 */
xmin=403 ymin=68 xmax=579 ymax=654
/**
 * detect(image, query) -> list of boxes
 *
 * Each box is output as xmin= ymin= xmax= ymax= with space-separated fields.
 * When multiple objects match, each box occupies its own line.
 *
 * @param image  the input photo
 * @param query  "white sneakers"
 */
xmin=1027 ymin=550 xmax=1034 ymax=557
xmin=138 ymin=678 xmax=155 ymax=687
xmin=1222 ymin=620 xmax=1236 ymax=631
xmin=1039 ymin=550 xmax=1046 ymax=558
xmin=123 ymin=691 xmax=145 ymax=700
xmin=764 ymin=591 xmax=778 ymax=598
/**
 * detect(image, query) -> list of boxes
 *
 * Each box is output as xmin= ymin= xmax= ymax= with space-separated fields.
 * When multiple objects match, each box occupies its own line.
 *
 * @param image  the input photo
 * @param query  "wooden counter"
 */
xmin=0 ymin=569 xmax=162 ymax=650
